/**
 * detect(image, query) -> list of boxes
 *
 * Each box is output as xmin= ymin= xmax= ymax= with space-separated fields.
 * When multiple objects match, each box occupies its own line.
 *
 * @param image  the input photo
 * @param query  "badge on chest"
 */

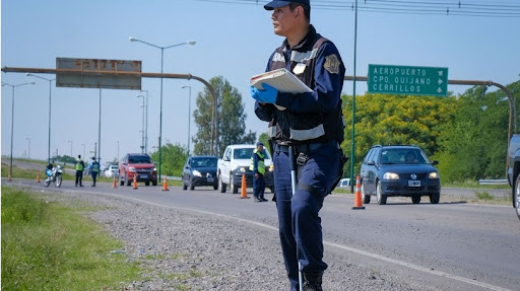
xmin=292 ymin=63 xmax=307 ymax=75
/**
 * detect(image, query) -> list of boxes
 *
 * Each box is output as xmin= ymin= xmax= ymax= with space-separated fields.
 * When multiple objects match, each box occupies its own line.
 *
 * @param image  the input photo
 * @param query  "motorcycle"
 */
xmin=44 ymin=165 xmax=63 ymax=188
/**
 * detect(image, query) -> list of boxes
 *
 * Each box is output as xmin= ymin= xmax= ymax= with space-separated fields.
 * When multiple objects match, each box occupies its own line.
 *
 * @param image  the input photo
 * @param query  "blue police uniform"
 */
xmin=254 ymin=24 xmax=345 ymax=291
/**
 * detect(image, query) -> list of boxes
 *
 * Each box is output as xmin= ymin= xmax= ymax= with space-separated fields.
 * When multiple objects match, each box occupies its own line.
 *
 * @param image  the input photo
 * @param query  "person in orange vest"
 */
xmin=250 ymin=142 xmax=267 ymax=202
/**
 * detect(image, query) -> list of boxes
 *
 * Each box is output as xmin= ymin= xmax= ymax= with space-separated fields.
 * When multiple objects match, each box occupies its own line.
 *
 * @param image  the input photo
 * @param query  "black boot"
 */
xmin=302 ymin=272 xmax=323 ymax=291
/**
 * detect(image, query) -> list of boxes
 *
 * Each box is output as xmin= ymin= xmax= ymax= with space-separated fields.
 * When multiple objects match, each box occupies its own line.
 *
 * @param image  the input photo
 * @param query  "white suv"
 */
xmin=217 ymin=144 xmax=274 ymax=194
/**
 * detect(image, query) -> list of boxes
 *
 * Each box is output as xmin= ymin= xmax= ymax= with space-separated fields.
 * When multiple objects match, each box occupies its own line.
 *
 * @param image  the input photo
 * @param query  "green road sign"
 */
xmin=368 ymin=64 xmax=448 ymax=96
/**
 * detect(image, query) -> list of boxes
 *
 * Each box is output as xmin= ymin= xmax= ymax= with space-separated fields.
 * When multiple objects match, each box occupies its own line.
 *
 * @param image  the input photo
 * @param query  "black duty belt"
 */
xmin=275 ymin=140 xmax=338 ymax=154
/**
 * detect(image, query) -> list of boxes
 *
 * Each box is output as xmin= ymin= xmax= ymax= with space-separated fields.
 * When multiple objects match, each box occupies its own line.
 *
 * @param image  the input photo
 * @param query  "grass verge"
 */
xmin=1 ymin=186 xmax=141 ymax=291
xmin=1 ymin=163 xmax=52 ymax=180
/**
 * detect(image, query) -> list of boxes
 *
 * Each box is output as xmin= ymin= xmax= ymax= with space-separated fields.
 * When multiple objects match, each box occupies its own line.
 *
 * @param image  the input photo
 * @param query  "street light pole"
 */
xmin=2 ymin=81 xmax=35 ymax=180
xmin=140 ymin=90 xmax=149 ymax=153
xmin=129 ymin=36 xmax=196 ymax=178
xmin=81 ymin=143 xmax=86 ymax=159
xmin=116 ymin=140 xmax=120 ymax=162
xmin=181 ymin=85 xmax=192 ymax=156
xmin=67 ymin=140 xmax=73 ymax=157
xmin=26 ymin=74 xmax=55 ymax=163
xmin=97 ymin=89 xmax=102 ymax=164
xmin=137 ymin=94 xmax=146 ymax=153
xmin=26 ymin=137 xmax=31 ymax=159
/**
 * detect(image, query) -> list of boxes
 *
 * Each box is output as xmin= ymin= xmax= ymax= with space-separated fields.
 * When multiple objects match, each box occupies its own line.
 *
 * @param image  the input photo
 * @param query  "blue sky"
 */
xmin=2 ymin=0 xmax=519 ymax=164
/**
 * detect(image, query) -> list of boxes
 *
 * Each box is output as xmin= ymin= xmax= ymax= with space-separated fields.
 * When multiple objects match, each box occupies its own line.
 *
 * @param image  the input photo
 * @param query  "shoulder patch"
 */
xmin=324 ymin=54 xmax=340 ymax=74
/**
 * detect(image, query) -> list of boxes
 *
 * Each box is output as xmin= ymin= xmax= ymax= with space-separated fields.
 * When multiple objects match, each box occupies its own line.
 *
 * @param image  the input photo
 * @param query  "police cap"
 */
xmin=256 ymin=142 xmax=264 ymax=147
xmin=264 ymin=0 xmax=310 ymax=10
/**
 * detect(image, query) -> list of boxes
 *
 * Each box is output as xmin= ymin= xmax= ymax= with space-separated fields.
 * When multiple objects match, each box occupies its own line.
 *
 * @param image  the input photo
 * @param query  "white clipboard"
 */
xmin=250 ymin=68 xmax=312 ymax=94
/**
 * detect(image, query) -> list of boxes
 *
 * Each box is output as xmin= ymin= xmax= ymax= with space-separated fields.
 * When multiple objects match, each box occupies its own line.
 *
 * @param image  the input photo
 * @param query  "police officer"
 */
xmin=90 ymin=157 xmax=100 ymax=187
xmin=45 ymin=160 xmax=54 ymax=179
xmin=251 ymin=0 xmax=346 ymax=290
xmin=75 ymin=155 xmax=85 ymax=187
xmin=250 ymin=142 xmax=267 ymax=202
xmin=46 ymin=160 xmax=54 ymax=172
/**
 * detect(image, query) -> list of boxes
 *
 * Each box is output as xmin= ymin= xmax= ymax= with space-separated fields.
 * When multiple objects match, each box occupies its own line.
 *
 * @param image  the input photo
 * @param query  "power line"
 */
xmin=194 ymin=0 xmax=520 ymax=17
xmin=313 ymin=0 xmax=520 ymax=14
xmin=361 ymin=0 xmax=520 ymax=9
xmin=358 ymin=1 xmax=520 ymax=11
xmin=354 ymin=7 xmax=520 ymax=17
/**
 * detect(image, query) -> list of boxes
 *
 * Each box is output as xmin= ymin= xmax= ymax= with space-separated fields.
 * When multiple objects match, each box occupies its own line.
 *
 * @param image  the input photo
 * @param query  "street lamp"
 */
xmin=2 ymin=81 xmax=35 ymax=180
xmin=26 ymin=73 xmax=55 ymax=163
xmin=139 ymin=90 xmax=149 ymax=153
xmin=26 ymin=137 xmax=31 ymax=159
xmin=116 ymin=140 xmax=120 ymax=162
xmin=81 ymin=143 xmax=86 ymax=159
xmin=67 ymin=140 xmax=73 ymax=157
xmin=129 ymin=36 xmax=196 ymax=178
xmin=137 ymin=94 xmax=146 ymax=153
xmin=181 ymin=85 xmax=192 ymax=156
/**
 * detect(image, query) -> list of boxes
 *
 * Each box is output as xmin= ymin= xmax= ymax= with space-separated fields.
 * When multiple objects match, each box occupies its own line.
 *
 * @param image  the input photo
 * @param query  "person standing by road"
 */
xmin=251 ymin=0 xmax=346 ymax=290
xmin=75 ymin=155 xmax=85 ymax=187
xmin=46 ymin=160 xmax=54 ymax=176
xmin=250 ymin=142 xmax=267 ymax=202
xmin=90 ymin=157 xmax=100 ymax=187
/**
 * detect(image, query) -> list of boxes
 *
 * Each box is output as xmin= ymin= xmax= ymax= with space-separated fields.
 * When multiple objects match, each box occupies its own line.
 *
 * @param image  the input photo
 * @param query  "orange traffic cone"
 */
xmin=352 ymin=175 xmax=365 ymax=210
xmin=37 ymin=173 xmax=41 ymax=183
xmin=133 ymin=175 xmax=138 ymax=190
xmin=112 ymin=177 xmax=117 ymax=189
xmin=240 ymin=174 xmax=249 ymax=199
xmin=162 ymin=176 xmax=169 ymax=191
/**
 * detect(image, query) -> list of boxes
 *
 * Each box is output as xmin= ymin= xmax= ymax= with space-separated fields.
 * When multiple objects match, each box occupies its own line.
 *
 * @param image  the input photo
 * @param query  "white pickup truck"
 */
xmin=217 ymin=144 xmax=274 ymax=194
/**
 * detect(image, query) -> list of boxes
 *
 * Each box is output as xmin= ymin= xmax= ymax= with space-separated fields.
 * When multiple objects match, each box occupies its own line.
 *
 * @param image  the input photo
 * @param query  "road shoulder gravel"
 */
xmin=31 ymin=188 xmax=429 ymax=291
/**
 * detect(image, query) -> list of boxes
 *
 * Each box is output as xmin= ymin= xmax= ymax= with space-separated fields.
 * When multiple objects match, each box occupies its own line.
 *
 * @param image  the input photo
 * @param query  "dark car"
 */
xmin=182 ymin=156 xmax=218 ymax=190
xmin=360 ymin=145 xmax=441 ymax=205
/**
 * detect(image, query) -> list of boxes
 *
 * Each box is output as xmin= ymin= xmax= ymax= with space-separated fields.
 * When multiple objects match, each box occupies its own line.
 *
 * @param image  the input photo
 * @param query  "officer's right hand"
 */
xmin=251 ymin=86 xmax=262 ymax=102
xmin=250 ymin=83 xmax=278 ymax=104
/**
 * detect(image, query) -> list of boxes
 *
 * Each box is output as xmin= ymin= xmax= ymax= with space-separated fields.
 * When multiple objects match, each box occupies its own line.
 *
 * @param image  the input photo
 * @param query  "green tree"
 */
xmin=258 ymin=132 xmax=271 ymax=153
xmin=192 ymin=76 xmax=256 ymax=157
xmin=150 ymin=143 xmax=187 ymax=177
xmin=434 ymin=82 xmax=516 ymax=182
xmin=54 ymin=155 xmax=76 ymax=164
xmin=339 ymin=80 xmax=519 ymax=183
xmin=341 ymin=93 xmax=456 ymax=177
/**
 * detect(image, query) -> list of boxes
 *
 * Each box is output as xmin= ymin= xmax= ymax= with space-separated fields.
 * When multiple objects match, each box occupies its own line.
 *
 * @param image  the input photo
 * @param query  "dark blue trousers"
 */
xmin=253 ymin=173 xmax=265 ymax=200
xmin=273 ymin=142 xmax=341 ymax=291
xmin=91 ymin=172 xmax=98 ymax=186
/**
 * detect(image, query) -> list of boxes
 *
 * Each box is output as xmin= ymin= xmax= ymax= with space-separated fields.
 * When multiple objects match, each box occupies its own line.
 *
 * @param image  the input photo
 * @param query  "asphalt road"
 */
xmin=3 ymin=174 xmax=519 ymax=291
xmin=4 ymin=158 xmax=510 ymax=198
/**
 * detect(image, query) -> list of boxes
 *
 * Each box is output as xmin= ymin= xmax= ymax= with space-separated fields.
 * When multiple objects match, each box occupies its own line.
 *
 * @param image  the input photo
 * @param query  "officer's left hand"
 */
xmin=250 ymin=83 xmax=278 ymax=104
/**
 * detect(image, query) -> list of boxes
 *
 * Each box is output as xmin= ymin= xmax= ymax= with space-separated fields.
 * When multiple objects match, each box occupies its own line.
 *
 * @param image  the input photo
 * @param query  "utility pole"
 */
xmin=90 ymin=142 xmax=98 ymax=160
